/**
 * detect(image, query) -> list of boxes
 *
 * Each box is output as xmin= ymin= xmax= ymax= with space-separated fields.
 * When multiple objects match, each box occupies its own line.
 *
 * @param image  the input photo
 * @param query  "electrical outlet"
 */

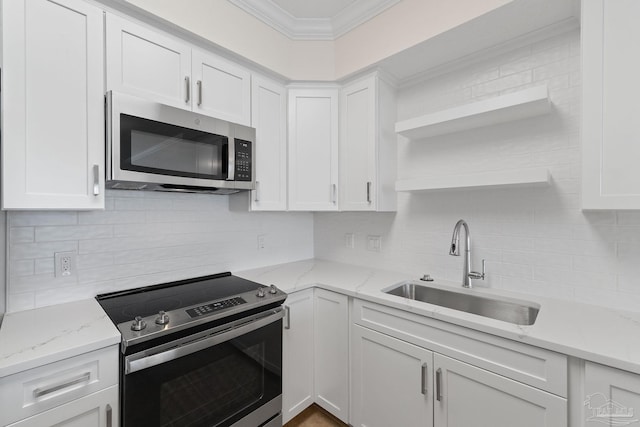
xmin=257 ymin=234 xmax=266 ymax=250
xmin=345 ymin=233 xmax=355 ymax=249
xmin=55 ymin=251 xmax=76 ymax=278
xmin=366 ymin=235 xmax=382 ymax=252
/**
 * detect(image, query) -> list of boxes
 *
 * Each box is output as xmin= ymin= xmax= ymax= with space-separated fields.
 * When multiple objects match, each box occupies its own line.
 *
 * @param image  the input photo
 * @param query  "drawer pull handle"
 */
xmin=106 ymin=403 xmax=113 ymax=427
xmin=185 ymin=76 xmax=190 ymax=103
xmin=33 ymin=372 xmax=91 ymax=398
xmin=284 ymin=305 xmax=291 ymax=330
xmin=366 ymin=181 xmax=372 ymax=204
xmin=436 ymin=368 xmax=442 ymax=402
xmin=421 ymin=363 xmax=428 ymax=395
xmin=93 ymin=165 xmax=100 ymax=196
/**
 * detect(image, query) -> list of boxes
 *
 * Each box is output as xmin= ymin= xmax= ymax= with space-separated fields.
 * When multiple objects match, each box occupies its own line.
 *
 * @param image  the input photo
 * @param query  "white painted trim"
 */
xmin=228 ymin=0 xmax=400 ymax=41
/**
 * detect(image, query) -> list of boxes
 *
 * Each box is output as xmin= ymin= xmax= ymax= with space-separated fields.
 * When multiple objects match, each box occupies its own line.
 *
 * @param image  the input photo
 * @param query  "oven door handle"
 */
xmin=125 ymin=308 xmax=284 ymax=375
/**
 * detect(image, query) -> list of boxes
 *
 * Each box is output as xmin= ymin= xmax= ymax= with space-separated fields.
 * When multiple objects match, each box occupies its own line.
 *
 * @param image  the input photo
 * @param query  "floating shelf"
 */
xmin=395 ymin=168 xmax=551 ymax=192
xmin=395 ymin=85 xmax=552 ymax=140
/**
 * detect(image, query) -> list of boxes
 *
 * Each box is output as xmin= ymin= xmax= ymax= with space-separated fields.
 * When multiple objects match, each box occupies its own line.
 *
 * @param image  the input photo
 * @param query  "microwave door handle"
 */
xmin=227 ymin=139 xmax=235 ymax=180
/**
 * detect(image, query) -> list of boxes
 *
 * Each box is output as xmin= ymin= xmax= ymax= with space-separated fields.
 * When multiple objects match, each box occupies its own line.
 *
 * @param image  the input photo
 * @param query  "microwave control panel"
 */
xmin=234 ymin=139 xmax=252 ymax=181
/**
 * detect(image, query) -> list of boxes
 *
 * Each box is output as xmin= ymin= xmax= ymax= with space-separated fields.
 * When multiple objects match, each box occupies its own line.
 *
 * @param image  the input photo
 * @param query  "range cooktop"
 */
xmin=96 ymin=272 xmax=286 ymax=348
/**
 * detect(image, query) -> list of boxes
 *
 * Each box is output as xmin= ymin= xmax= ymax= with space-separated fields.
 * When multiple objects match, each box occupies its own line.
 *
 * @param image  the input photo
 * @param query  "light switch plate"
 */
xmin=345 ymin=233 xmax=355 ymax=249
xmin=366 ymin=235 xmax=381 ymax=252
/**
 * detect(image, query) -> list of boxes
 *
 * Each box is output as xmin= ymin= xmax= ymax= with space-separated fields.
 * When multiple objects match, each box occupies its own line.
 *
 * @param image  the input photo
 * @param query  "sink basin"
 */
xmin=384 ymin=282 xmax=539 ymax=325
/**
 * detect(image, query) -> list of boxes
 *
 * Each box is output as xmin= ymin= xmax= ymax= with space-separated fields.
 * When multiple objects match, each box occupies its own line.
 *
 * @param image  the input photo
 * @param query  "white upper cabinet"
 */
xmin=582 ymin=0 xmax=640 ymax=209
xmin=106 ymin=13 xmax=191 ymax=110
xmin=1 ymin=0 xmax=105 ymax=210
xmin=340 ymin=73 xmax=397 ymax=212
xmin=106 ymin=13 xmax=251 ymax=125
xmin=192 ymin=50 xmax=251 ymax=125
xmin=288 ymin=86 xmax=340 ymax=211
xmin=250 ymin=76 xmax=288 ymax=210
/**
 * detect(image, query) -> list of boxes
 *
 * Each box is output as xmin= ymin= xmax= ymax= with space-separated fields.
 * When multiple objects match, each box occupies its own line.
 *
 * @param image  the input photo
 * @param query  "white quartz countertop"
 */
xmin=235 ymin=259 xmax=640 ymax=375
xmin=0 ymin=298 xmax=120 ymax=378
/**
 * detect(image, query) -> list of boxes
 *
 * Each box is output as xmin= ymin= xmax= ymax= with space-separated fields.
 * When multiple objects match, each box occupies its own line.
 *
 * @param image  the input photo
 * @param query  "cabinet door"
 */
xmin=8 ymin=385 xmax=118 ymax=427
xmin=340 ymin=76 xmax=377 ymax=211
xmin=250 ymin=76 xmax=287 ymax=211
xmin=192 ymin=50 xmax=251 ymax=126
xmin=314 ymin=289 xmax=349 ymax=423
xmin=351 ymin=325 xmax=433 ymax=427
xmin=582 ymin=0 xmax=640 ymax=209
xmin=288 ymin=88 xmax=339 ymax=211
xmin=584 ymin=362 xmax=640 ymax=427
xmin=106 ymin=13 xmax=191 ymax=110
xmin=1 ymin=0 xmax=105 ymax=209
xmin=282 ymin=289 xmax=315 ymax=424
xmin=434 ymin=353 xmax=566 ymax=427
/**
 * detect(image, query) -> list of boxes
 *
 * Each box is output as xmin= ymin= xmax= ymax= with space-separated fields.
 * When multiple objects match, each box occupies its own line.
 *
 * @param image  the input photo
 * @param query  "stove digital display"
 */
xmin=186 ymin=297 xmax=247 ymax=318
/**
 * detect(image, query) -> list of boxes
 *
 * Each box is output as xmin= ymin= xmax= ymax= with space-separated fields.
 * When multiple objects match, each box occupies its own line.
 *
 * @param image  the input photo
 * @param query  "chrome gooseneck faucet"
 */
xmin=449 ymin=219 xmax=485 ymax=288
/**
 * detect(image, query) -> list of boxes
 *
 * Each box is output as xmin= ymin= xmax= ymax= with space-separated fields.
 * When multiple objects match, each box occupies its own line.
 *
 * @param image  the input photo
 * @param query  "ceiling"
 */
xmin=228 ymin=0 xmax=401 ymax=40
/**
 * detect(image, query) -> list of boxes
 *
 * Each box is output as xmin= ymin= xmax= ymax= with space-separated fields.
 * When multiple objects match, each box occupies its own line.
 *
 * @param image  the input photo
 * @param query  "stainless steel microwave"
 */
xmin=106 ymin=91 xmax=255 ymax=194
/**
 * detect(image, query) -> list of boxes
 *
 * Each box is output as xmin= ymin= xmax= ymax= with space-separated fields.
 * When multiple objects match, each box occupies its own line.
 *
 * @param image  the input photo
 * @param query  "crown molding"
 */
xmin=228 ymin=0 xmax=400 ymax=41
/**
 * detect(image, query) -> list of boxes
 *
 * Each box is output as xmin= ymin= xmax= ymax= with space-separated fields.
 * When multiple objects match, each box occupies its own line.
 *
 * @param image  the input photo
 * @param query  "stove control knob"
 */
xmin=131 ymin=316 xmax=147 ymax=331
xmin=269 ymin=285 xmax=278 ymax=294
xmin=155 ymin=311 xmax=170 ymax=325
xmin=256 ymin=287 xmax=266 ymax=298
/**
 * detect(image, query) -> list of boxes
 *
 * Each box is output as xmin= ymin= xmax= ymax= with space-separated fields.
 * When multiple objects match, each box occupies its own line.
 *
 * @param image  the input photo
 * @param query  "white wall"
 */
xmin=333 ymin=0 xmax=511 ymax=78
xmin=123 ymin=0 xmax=512 ymax=81
xmin=317 ymin=30 xmax=640 ymax=314
xmin=124 ymin=0 xmax=337 ymax=80
xmin=6 ymin=191 xmax=313 ymax=312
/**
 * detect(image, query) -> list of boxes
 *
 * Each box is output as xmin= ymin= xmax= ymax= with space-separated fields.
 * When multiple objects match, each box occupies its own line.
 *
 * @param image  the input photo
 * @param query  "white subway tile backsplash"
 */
xmin=7 ymin=192 xmax=313 ymax=311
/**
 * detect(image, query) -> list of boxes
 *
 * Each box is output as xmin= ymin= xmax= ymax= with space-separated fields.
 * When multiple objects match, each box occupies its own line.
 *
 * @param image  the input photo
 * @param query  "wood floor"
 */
xmin=284 ymin=404 xmax=348 ymax=427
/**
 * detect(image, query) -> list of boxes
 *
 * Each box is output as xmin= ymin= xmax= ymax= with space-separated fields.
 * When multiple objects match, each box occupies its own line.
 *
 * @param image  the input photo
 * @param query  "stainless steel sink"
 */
xmin=384 ymin=282 xmax=539 ymax=325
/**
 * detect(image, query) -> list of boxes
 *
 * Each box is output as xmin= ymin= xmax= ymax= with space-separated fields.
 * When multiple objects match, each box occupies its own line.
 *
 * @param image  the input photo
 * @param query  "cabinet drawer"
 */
xmin=7 ymin=385 xmax=118 ymax=427
xmin=353 ymin=299 xmax=567 ymax=397
xmin=0 ymin=346 xmax=118 ymax=426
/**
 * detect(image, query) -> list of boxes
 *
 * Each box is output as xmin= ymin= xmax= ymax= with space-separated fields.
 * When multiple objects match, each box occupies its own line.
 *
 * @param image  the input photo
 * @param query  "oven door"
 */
xmin=122 ymin=309 xmax=283 ymax=427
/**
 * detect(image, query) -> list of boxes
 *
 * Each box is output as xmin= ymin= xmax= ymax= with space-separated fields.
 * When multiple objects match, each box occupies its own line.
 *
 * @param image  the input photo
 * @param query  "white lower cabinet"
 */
xmin=434 ymin=353 xmax=566 ymax=427
xmin=282 ymin=288 xmax=349 ymax=424
xmin=584 ymin=362 xmax=640 ymax=427
xmin=0 ymin=345 xmax=119 ymax=427
xmin=351 ymin=325 xmax=433 ymax=427
xmin=350 ymin=298 xmax=567 ymax=427
xmin=8 ymin=385 xmax=118 ymax=427
xmin=313 ymin=289 xmax=349 ymax=423
xmin=282 ymin=289 xmax=315 ymax=423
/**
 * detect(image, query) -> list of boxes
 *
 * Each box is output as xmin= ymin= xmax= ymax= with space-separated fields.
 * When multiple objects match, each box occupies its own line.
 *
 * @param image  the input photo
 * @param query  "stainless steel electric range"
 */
xmin=96 ymin=272 xmax=286 ymax=427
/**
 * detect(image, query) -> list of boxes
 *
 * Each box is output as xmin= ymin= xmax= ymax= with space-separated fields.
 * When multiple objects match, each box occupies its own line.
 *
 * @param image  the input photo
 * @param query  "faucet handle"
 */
xmin=468 ymin=259 xmax=486 ymax=281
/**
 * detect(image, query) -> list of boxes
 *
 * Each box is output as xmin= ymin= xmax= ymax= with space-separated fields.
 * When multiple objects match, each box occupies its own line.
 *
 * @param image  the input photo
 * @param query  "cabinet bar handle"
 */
xmin=366 ymin=181 xmax=372 ymax=204
xmin=33 ymin=372 xmax=91 ymax=398
xmin=421 ymin=363 xmax=428 ymax=395
xmin=185 ymin=76 xmax=190 ymax=103
xmin=93 ymin=165 xmax=100 ymax=196
xmin=332 ymin=184 xmax=337 ymax=204
xmin=197 ymin=80 xmax=202 ymax=106
xmin=436 ymin=368 xmax=442 ymax=401
xmin=254 ymin=180 xmax=260 ymax=202
xmin=106 ymin=404 xmax=113 ymax=427
xmin=284 ymin=306 xmax=290 ymax=329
